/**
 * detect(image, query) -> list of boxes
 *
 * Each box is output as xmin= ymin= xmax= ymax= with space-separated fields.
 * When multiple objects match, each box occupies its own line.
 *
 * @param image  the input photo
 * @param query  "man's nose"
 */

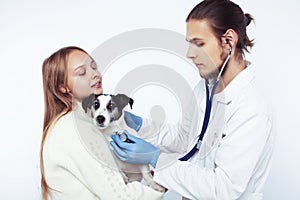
xmin=186 ymin=44 xmax=196 ymax=59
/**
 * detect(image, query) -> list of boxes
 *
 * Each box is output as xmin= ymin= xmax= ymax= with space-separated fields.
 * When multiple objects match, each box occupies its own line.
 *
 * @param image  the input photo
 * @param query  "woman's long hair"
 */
xmin=40 ymin=46 xmax=88 ymax=200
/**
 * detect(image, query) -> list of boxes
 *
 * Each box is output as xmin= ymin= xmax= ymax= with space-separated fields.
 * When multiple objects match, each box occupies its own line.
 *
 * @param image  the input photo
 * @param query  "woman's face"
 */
xmin=186 ymin=19 xmax=226 ymax=79
xmin=66 ymin=50 xmax=103 ymax=102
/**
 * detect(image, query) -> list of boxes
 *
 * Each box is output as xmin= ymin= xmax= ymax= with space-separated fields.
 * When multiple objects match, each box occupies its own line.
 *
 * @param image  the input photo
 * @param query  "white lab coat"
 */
xmin=138 ymin=66 xmax=274 ymax=200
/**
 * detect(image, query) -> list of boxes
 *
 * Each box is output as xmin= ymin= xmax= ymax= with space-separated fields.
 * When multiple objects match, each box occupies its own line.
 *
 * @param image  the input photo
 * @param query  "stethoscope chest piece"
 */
xmin=115 ymin=130 xmax=135 ymax=143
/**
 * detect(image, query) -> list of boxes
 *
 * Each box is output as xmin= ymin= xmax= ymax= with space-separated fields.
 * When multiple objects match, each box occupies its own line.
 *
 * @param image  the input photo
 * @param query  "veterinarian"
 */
xmin=40 ymin=46 xmax=164 ymax=200
xmin=110 ymin=0 xmax=274 ymax=199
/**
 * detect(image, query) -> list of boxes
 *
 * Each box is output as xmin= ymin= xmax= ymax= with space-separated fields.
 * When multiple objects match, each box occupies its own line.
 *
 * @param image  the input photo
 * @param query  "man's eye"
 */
xmin=194 ymin=42 xmax=204 ymax=47
xmin=188 ymin=39 xmax=204 ymax=48
xmin=94 ymin=100 xmax=100 ymax=109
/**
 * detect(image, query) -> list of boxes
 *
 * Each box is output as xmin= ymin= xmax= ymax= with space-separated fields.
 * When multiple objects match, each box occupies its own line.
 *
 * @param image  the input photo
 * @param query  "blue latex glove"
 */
xmin=124 ymin=111 xmax=143 ymax=132
xmin=110 ymin=130 xmax=160 ymax=168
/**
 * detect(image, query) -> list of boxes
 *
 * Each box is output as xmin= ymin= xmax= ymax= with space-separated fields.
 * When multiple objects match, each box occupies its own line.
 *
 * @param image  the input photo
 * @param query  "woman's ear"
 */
xmin=58 ymin=84 xmax=70 ymax=94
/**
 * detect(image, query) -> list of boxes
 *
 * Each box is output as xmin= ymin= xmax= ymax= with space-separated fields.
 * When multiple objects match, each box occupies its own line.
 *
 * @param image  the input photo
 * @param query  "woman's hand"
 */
xmin=110 ymin=130 xmax=160 ymax=168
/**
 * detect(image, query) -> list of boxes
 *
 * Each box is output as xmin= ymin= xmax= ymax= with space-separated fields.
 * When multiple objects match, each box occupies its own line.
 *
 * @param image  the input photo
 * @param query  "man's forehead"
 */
xmin=186 ymin=19 xmax=214 ymax=39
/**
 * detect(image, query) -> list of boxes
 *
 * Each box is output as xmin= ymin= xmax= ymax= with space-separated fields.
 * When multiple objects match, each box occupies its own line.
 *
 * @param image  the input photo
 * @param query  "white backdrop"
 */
xmin=0 ymin=0 xmax=299 ymax=199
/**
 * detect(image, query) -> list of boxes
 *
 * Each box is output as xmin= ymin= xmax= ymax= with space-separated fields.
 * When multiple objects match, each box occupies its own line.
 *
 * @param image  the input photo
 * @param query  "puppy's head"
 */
xmin=82 ymin=93 xmax=134 ymax=129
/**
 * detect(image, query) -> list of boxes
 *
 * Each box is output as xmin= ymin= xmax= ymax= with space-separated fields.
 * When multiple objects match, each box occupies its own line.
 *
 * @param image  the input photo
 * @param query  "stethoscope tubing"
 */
xmin=179 ymin=47 xmax=232 ymax=161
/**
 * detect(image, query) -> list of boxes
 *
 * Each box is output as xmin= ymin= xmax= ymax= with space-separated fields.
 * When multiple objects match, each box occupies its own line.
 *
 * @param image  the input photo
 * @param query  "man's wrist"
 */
xmin=150 ymin=149 xmax=160 ymax=168
xmin=135 ymin=117 xmax=143 ymax=132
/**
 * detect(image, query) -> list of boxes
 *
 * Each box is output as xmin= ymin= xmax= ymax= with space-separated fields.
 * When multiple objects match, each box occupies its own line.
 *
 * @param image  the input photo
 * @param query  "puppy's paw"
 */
xmin=149 ymin=181 xmax=167 ymax=193
xmin=120 ymin=171 xmax=129 ymax=184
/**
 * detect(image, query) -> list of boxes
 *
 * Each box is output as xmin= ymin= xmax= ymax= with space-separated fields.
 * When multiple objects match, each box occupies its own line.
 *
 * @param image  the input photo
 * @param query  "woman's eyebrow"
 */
xmin=74 ymin=65 xmax=85 ymax=71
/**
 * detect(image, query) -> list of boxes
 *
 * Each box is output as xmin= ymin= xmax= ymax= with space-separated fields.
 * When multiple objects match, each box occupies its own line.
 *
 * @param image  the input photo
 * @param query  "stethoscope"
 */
xmin=115 ymin=40 xmax=233 ymax=161
xmin=179 ymin=40 xmax=232 ymax=161
xmin=115 ymin=130 xmax=135 ymax=143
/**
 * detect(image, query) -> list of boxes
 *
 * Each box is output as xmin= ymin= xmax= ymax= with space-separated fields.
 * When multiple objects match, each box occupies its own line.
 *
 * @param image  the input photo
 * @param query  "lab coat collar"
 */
xmin=215 ymin=62 xmax=255 ymax=104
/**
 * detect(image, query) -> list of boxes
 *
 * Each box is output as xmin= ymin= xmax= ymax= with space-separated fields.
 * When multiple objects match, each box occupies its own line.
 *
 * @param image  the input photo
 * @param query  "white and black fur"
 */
xmin=82 ymin=93 xmax=165 ymax=192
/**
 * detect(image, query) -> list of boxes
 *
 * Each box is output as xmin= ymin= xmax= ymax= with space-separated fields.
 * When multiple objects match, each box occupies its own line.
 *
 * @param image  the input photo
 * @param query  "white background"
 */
xmin=0 ymin=0 xmax=299 ymax=199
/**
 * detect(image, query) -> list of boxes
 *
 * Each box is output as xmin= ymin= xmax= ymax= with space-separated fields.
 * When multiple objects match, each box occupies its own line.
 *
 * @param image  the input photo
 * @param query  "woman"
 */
xmin=40 ymin=46 xmax=164 ymax=200
xmin=111 ymin=0 xmax=274 ymax=199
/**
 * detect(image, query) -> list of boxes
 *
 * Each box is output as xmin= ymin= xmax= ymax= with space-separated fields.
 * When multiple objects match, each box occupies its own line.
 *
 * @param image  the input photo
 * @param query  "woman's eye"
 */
xmin=91 ymin=61 xmax=97 ymax=70
xmin=78 ymin=69 xmax=86 ymax=76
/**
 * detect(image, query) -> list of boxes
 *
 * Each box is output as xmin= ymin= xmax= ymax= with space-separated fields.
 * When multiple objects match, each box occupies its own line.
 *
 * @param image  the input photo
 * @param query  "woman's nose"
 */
xmin=92 ymin=70 xmax=101 ymax=80
xmin=88 ymin=67 xmax=101 ymax=79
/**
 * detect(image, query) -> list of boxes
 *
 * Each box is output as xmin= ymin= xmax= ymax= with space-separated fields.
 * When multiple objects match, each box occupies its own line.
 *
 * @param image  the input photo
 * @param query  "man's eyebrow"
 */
xmin=186 ymin=38 xmax=204 ymax=43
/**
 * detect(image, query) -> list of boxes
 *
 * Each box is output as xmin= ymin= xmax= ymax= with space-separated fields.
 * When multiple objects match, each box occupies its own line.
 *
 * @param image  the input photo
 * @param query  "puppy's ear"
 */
xmin=128 ymin=98 xmax=134 ymax=109
xmin=82 ymin=93 xmax=97 ymax=113
xmin=112 ymin=94 xmax=134 ymax=110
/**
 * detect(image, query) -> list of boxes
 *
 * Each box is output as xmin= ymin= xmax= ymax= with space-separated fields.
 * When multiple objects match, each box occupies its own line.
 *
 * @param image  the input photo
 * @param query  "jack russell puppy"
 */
xmin=82 ymin=93 xmax=165 ymax=192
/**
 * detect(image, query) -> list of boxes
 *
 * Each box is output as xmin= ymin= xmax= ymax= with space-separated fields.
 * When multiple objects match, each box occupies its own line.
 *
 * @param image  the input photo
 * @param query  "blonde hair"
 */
xmin=40 ymin=46 xmax=88 ymax=200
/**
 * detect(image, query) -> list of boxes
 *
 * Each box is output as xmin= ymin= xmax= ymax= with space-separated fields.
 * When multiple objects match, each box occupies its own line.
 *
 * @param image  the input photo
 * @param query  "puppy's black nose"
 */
xmin=96 ymin=115 xmax=105 ymax=124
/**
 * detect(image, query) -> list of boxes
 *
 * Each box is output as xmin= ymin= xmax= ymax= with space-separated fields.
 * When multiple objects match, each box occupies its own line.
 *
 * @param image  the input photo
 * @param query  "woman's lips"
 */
xmin=91 ymin=81 xmax=102 ymax=88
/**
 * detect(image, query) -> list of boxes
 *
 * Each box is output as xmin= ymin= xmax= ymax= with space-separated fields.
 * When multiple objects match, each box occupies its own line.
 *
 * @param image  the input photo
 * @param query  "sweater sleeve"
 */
xmin=67 ymin=149 xmax=164 ymax=200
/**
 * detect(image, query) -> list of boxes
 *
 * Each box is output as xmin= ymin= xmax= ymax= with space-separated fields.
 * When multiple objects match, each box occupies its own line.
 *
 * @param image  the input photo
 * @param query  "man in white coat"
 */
xmin=111 ymin=0 xmax=274 ymax=199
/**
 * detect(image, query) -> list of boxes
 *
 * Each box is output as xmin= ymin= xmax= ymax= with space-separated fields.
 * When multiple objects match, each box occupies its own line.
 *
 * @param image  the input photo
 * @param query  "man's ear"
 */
xmin=82 ymin=94 xmax=97 ymax=113
xmin=222 ymin=29 xmax=238 ymax=49
xmin=112 ymin=94 xmax=134 ymax=109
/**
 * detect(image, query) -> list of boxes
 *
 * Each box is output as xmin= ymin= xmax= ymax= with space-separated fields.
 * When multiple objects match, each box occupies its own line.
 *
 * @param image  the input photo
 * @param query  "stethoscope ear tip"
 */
xmin=225 ymin=38 xmax=233 ymax=55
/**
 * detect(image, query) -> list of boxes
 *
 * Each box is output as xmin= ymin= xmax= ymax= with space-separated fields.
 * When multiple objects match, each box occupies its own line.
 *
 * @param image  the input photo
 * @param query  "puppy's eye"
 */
xmin=107 ymin=102 xmax=116 ymax=111
xmin=94 ymin=99 xmax=100 ymax=110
